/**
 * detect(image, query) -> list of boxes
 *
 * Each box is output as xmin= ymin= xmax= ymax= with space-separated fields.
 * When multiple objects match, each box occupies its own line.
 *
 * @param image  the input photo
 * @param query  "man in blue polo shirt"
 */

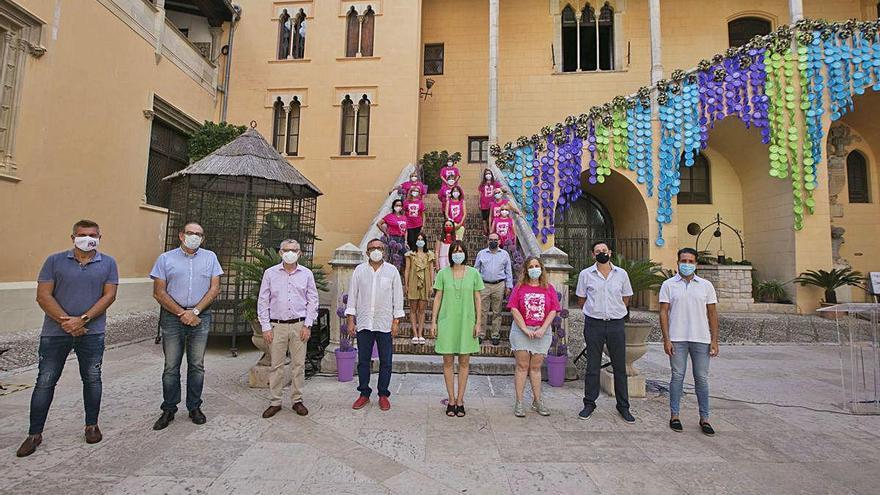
xmin=16 ymin=220 xmax=119 ymax=457
xmin=150 ymin=221 xmax=222 ymax=431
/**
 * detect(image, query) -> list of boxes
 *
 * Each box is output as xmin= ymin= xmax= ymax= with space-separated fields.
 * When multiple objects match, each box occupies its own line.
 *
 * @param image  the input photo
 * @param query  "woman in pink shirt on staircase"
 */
xmin=438 ymin=160 xmax=460 ymax=212
xmin=478 ymin=169 xmax=503 ymax=235
xmin=445 ymin=185 xmax=467 ymax=240
xmin=377 ymin=199 xmax=409 ymax=267
xmin=402 ymin=186 xmax=425 ymax=251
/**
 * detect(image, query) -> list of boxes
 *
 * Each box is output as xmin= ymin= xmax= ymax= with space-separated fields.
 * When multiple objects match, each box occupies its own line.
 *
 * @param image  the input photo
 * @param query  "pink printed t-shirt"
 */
xmin=479 ymin=181 xmax=503 ymax=211
xmin=402 ymin=180 xmax=428 ymax=196
xmin=490 ymin=199 xmax=510 ymax=219
xmin=493 ymin=217 xmax=515 ymax=243
xmin=507 ymin=283 xmax=561 ymax=327
xmin=447 ymin=199 xmax=465 ymax=224
xmin=403 ymin=199 xmax=425 ymax=229
xmin=383 ymin=213 xmax=408 ymax=237
xmin=439 ymin=166 xmax=460 ymax=182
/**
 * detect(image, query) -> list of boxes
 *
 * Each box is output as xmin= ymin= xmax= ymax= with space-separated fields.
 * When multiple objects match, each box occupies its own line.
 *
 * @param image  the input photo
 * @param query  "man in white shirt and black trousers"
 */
xmin=575 ymin=241 xmax=635 ymax=423
xmin=345 ymin=238 xmax=405 ymax=412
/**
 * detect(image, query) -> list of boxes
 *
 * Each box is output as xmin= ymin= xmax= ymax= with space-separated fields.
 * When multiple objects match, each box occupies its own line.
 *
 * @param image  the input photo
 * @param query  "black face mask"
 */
xmin=595 ymin=252 xmax=611 ymax=264
xmin=488 ymin=241 xmax=499 ymax=249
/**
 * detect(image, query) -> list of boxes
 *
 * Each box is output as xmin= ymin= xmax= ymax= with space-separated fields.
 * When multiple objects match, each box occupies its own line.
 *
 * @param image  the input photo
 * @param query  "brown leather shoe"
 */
xmin=15 ymin=434 xmax=42 ymax=457
xmin=292 ymin=402 xmax=309 ymax=416
xmin=84 ymin=425 xmax=102 ymax=444
xmin=262 ymin=405 xmax=282 ymax=418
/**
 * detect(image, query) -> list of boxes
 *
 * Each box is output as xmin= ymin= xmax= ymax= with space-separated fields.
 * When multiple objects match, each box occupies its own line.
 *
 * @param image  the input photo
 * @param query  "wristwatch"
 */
xmin=192 ymin=308 xmax=201 ymax=316
xmin=80 ymin=314 xmax=91 ymax=323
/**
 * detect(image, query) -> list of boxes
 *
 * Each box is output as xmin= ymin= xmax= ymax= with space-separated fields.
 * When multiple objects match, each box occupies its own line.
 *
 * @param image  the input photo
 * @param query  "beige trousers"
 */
xmin=268 ymin=322 xmax=306 ymax=406
xmin=481 ymin=281 xmax=505 ymax=339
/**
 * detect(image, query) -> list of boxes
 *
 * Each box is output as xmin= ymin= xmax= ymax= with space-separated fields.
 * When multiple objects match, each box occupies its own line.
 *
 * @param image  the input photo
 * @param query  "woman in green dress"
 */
xmin=431 ymin=240 xmax=484 ymax=417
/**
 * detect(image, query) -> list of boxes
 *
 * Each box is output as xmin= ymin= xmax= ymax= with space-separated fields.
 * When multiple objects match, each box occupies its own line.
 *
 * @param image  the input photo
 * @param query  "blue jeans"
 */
xmin=160 ymin=310 xmax=210 ymax=413
xmin=29 ymin=333 xmax=105 ymax=435
xmin=669 ymin=341 xmax=711 ymax=419
xmin=356 ymin=330 xmax=393 ymax=398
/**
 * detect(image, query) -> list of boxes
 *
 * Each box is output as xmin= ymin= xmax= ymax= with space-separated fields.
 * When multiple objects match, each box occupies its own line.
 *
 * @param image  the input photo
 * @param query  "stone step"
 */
xmin=391 ymin=337 xmax=514 ymax=357
xmin=391 ymin=354 xmax=516 ymax=375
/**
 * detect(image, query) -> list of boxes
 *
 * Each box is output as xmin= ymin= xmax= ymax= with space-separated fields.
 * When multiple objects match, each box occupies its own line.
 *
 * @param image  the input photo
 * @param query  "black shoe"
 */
xmin=188 ymin=408 xmax=207 ymax=425
xmin=669 ymin=418 xmax=683 ymax=432
xmin=700 ymin=421 xmax=715 ymax=436
xmin=491 ymin=337 xmax=500 ymax=346
xmin=578 ymin=406 xmax=595 ymax=420
xmin=617 ymin=407 xmax=636 ymax=424
xmin=153 ymin=411 xmax=175 ymax=431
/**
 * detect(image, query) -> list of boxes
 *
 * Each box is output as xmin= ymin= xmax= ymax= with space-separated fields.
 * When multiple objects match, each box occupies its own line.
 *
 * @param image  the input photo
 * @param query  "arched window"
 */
xmin=677 ymin=152 xmax=711 ymax=204
xmin=291 ymin=9 xmax=306 ymax=59
xmin=728 ymin=16 xmax=772 ymax=48
xmin=340 ymin=95 xmax=356 ymax=155
xmin=847 ymin=150 xmax=870 ymax=203
xmin=356 ymin=95 xmax=371 ymax=155
xmin=561 ymin=5 xmax=578 ymax=72
xmin=278 ymin=10 xmax=291 ymax=59
xmin=345 ymin=7 xmax=359 ymax=57
xmin=560 ymin=2 xmax=614 ymax=73
xmin=285 ymin=98 xmax=301 ymax=156
xmin=360 ymin=6 xmax=375 ymax=57
xmin=272 ymin=98 xmax=286 ymax=152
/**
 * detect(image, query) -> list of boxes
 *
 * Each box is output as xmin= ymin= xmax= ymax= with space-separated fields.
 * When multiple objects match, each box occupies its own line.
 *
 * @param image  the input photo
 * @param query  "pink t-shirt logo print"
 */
xmin=496 ymin=222 xmax=509 ymax=236
xmin=407 ymin=203 xmax=419 ymax=217
xmin=523 ymin=293 xmax=546 ymax=322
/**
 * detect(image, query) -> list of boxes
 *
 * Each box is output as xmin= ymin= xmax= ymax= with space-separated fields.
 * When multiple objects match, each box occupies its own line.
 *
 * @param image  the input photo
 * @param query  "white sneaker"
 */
xmin=514 ymin=400 xmax=525 ymax=418
xmin=419 ymin=337 xmax=427 ymax=344
xmin=411 ymin=337 xmax=418 ymax=344
xmin=532 ymin=399 xmax=551 ymax=416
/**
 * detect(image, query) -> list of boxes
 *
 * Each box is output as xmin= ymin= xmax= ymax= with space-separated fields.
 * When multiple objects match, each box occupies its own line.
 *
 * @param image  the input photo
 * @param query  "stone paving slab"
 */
xmin=1 ymin=339 xmax=879 ymax=494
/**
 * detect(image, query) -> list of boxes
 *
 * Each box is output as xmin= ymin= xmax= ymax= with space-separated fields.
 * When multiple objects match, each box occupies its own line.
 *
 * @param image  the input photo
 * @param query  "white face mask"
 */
xmin=501 ymin=210 xmax=509 ymax=217
xmin=446 ymin=179 xmax=456 ymax=186
xmin=368 ymin=249 xmax=384 ymax=262
xmin=74 ymin=236 xmax=99 ymax=252
xmin=281 ymin=251 xmax=299 ymax=264
xmin=452 ymin=191 xmax=460 ymax=199
xmin=451 ymin=252 xmax=465 ymax=265
xmin=494 ymin=193 xmax=503 ymax=200
xmin=183 ymin=234 xmax=202 ymax=250
xmin=485 ymin=174 xmax=492 ymax=180
xmin=446 ymin=162 xmax=453 ymax=167
xmin=415 ymin=240 xmax=426 ymax=248
xmin=394 ymin=206 xmax=402 ymax=213
xmin=410 ymin=176 xmax=418 ymax=182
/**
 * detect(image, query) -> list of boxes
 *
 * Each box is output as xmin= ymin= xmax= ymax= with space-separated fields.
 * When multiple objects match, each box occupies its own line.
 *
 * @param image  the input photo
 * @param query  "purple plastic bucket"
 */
xmin=335 ymin=349 xmax=357 ymax=382
xmin=546 ymin=354 xmax=567 ymax=387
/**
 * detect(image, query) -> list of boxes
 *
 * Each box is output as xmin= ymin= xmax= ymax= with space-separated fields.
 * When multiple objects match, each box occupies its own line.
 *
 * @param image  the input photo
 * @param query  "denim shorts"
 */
xmin=509 ymin=321 xmax=551 ymax=355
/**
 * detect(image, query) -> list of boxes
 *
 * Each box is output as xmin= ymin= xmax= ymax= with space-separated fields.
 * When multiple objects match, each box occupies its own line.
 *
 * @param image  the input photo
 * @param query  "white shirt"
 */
xmin=344 ymin=261 xmax=405 ymax=332
xmin=575 ymin=263 xmax=633 ymax=320
xmin=658 ymin=273 xmax=717 ymax=343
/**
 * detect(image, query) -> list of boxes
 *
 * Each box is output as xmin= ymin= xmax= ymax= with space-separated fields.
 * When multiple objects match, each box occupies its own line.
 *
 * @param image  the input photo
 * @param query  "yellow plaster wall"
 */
xmin=225 ymin=0 xmax=423 ymax=264
xmin=0 ymin=0 xmax=221 ymax=282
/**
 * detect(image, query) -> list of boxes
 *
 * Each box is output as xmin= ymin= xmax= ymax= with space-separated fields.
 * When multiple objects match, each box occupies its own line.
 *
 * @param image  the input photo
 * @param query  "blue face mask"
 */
xmin=527 ymin=267 xmax=542 ymax=280
xmin=415 ymin=240 xmax=426 ymax=248
xmin=678 ymin=263 xmax=696 ymax=277
xmin=451 ymin=252 xmax=465 ymax=265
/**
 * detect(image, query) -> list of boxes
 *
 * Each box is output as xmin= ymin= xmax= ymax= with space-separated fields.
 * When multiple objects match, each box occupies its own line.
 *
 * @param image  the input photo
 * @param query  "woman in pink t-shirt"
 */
xmin=377 ymin=199 xmax=409 ymax=266
xmin=398 ymin=171 xmax=428 ymax=197
xmin=402 ymin=186 xmax=426 ymax=251
xmin=492 ymin=208 xmax=516 ymax=248
xmin=507 ymin=256 xmax=560 ymax=417
xmin=438 ymin=160 xmax=460 ymax=211
xmin=478 ymin=169 xmax=503 ymax=235
xmin=445 ymin=185 xmax=466 ymax=240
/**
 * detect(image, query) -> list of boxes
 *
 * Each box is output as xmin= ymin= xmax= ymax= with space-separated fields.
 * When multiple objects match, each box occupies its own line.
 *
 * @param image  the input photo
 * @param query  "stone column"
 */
xmin=788 ymin=0 xmax=804 ymax=23
xmin=320 ymin=243 xmax=364 ymax=372
xmin=208 ymin=26 xmax=224 ymax=62
xmin=488 ymin=0 xmax=499 ymax=165
xmin=153 ymin=0 xmax=167 ymax=64
xmin=648 ymin=0 xmax=662 ymax=85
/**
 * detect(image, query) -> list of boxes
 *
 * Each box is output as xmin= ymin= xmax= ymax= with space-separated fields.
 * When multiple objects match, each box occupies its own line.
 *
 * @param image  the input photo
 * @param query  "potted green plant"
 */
xmin=756 ymin=279 xmax=787 ymax=303
xmin=793 ymin=267 xmax=865 ymax=317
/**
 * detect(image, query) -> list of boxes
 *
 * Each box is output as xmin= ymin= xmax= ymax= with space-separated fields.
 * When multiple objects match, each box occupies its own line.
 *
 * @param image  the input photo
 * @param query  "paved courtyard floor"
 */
xmin=1 ymin=339 xmax=879 ymax=494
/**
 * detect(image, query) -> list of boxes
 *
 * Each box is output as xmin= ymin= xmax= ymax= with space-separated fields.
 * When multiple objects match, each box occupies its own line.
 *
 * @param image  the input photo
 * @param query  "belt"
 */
xmin=586 ymin=316 xmax=624 ymax=322
xmin=270 ymin=317 xmax=305 ymax=324
xmin=484 ymin=279 xmax=505 ymax=285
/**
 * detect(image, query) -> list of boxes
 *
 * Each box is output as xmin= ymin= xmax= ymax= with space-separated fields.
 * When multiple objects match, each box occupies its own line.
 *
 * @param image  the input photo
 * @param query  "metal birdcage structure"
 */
xmin=162 ymin=127 xmax=322 ymax=351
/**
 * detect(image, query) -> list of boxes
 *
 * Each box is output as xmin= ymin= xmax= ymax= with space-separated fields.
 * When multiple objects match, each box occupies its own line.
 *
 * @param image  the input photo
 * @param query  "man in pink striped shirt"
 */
xmin=257 ymin=239 xmax=319 ymax=419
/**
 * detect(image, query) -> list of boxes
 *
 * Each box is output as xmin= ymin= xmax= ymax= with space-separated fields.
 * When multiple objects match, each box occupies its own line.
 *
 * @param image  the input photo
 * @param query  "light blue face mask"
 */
xmin=415 ymin=240 xmax=426 ymax=248
xmin=451 ymin=252 xmax=465 ymax=265
xmin=527 ymin=267 xmax=542 ymax=280
xmin=678 ymin=263 xmax=696 ymax=277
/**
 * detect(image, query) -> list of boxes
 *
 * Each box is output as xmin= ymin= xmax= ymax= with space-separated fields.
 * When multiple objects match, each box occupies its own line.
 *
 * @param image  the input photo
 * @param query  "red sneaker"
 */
xmin=379 ymin=396 xmax=391 ymax=411
xmin=352 ymin=396 xmax=370 ymax=410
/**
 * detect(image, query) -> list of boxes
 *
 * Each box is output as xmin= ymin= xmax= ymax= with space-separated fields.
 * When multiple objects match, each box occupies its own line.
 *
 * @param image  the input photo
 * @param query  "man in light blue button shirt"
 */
xmin=474 ymin=233 xmax=513 ymax=345
xmin=149 ymin=221 xmax=223 ymax=431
